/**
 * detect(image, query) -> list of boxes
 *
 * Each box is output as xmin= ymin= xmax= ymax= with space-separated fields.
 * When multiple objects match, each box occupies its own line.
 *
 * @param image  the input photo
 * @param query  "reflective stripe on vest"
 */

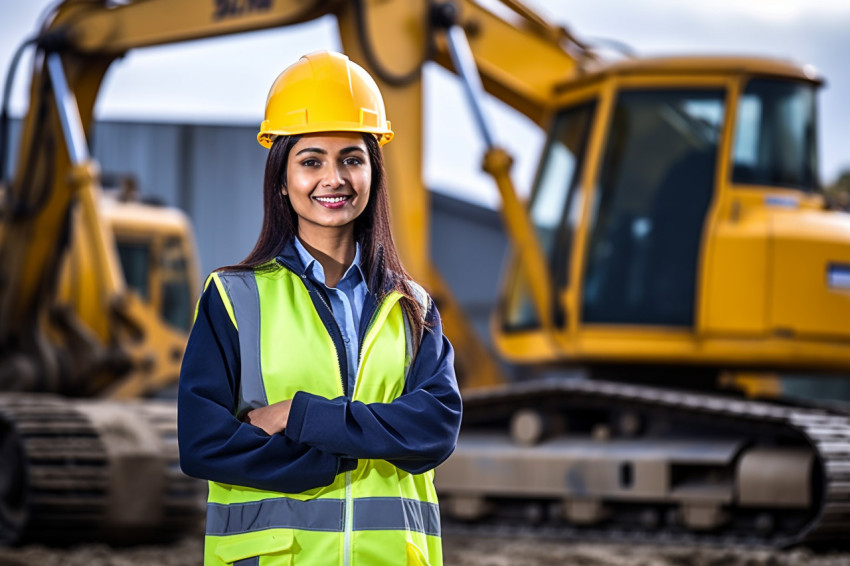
xmin=216 ymin=270 xmax=266 ymax=417
xmin=206 ymin=497 xmax=440 ymax=537
xmin=206 ymin=266 xmax=442 ymax=566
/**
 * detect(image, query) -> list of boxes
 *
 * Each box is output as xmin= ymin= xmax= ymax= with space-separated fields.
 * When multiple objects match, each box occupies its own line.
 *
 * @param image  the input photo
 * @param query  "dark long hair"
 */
xmin=220 ymin=134 xmax=427 ymax=343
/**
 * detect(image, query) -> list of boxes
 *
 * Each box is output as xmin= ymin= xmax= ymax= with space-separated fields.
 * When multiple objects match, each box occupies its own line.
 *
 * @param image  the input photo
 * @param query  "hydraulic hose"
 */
xmin=353 ymin=0 xmax=431 ymax=87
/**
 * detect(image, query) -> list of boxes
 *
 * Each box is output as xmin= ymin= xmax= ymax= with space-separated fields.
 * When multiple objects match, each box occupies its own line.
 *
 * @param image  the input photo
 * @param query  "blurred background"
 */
xmin=2 ymin=1 xmax=850 ymax=563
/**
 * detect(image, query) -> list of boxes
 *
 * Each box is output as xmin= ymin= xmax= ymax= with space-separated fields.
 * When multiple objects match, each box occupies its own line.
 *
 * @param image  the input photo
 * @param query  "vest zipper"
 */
xmin=344 ymin=470 xmax=353 ymax=566
xmin=308 ymin=282 xmax=348 ymax=397
xmin=357 ymin=308 xmax=379 ymax=367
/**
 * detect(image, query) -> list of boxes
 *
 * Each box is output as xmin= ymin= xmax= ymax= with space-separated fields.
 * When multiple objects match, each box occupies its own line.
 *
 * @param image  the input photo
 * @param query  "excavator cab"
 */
xmin=495 ymin=58 xmax=850 ymax=375
xmin=438 ymin=60 xmax=850 ymax=543
xmin=57 ymin=188 xmax=200 ymax=339
xmin=106 ymin=198 xmax=199 ymax=334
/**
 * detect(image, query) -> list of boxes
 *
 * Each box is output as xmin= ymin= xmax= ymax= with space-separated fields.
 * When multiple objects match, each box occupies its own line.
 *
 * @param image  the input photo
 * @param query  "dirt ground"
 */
xmin=1 ymin=534 xmax=850 ymax=566
xmin=443 ymin=536 xmax=850 ymax=566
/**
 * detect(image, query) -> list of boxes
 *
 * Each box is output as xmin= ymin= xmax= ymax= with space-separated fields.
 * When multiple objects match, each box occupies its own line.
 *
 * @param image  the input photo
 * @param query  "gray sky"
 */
xmin=3 ymin=0 xmax=850 ymax=208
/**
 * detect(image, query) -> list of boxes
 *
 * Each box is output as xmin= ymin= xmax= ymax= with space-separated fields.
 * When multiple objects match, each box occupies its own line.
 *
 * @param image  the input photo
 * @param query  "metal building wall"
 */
xmin=429 ymin=192 xmax=507 ymax=342
xmin=91 ymin=121 xmax=269 ymax=277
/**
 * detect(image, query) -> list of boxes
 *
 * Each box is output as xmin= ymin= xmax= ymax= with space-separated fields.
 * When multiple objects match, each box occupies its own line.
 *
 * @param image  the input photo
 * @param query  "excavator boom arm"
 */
xmin=48 ymin=0 xmax=583 ymax=122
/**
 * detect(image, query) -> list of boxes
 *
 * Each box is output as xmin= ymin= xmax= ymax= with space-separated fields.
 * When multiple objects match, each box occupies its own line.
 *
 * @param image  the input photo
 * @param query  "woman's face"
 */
xmin=285 ymin=132 xmax=371 ymax=238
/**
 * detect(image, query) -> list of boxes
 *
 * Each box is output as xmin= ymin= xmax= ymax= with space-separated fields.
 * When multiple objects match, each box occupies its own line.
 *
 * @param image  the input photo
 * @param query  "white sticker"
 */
xmin=827 ymin=265 xmax=850 ymax=289
xmin=765 ymin=196 xmax=799 ymax=208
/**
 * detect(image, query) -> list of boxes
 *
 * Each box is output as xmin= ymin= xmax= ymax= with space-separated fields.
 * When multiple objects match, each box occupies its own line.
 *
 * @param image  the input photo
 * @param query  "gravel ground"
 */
xmin=443 ymin=536 xmax=850 ymax=566
xmin=0 ymin=537 xmax=202 ymax=566
xmin=1 ymin=535 xmax=849 ymax=565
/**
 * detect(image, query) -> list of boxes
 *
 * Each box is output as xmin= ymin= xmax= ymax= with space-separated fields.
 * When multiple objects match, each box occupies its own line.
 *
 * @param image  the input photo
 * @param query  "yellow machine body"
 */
xmin=55 ymin=189 xmax=200 ymax=397
xmin=495 ymin=57 xmax=850 ymax=374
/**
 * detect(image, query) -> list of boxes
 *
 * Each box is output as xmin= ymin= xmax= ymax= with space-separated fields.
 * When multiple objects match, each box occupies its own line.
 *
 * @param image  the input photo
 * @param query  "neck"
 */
xmin=297 ymin=225 xmax=356 ymax=288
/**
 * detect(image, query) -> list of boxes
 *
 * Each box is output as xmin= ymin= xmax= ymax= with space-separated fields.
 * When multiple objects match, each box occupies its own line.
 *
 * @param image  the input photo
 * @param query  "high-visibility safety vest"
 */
xmin=203 ymin=264 xmax=442 ymax=566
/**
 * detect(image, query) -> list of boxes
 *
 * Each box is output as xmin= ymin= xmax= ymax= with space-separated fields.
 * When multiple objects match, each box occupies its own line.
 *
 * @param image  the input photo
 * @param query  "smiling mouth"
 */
xmin=314 ymin=195 xmax=350 ymax=203
xmin=313 ymin=195 xmax=352 ymax=209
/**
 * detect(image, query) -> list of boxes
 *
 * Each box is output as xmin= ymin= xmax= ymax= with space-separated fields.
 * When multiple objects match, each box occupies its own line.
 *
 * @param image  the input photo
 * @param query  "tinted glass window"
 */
xmin=117 ymin=242 xmax=150 ymax=300
xmin=582 ymin=89 xmax=725 ymax=326
xmin=503 ymin=101 xmax=596 ymax=330
xmin=732 ymin=79 xmax=818 ymax=191
xmin=160 ymin=237 xmax=192 ymax=331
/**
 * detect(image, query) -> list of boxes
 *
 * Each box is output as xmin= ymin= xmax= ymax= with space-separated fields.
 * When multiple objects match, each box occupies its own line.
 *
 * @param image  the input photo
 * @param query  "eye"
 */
xmin=300 ymin=158 xmax=321 ymax=167
xmin=342 ymin=156 xmax=364 ymax=167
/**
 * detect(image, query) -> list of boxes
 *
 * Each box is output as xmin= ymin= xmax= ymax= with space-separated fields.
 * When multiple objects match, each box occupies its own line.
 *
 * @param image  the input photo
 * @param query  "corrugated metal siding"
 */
xmin=183 ymin=124 xmax=267 ymax=274
xmin=430 ymin=191 xmax=507 ymax=342
xmin=89 ymin=121 xmax=269 ymax=277
xmin=91 ymin=121 xmax=184 ymax=206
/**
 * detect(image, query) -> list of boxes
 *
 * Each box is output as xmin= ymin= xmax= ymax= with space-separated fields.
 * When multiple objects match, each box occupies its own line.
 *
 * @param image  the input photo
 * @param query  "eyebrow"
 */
xmin=295 ymin=146 xmax=366 ymax=156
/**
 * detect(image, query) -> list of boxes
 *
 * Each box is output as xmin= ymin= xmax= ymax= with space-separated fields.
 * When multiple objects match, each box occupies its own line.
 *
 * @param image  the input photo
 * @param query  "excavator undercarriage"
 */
xmin=439 ymin=379 xmax=850 ymax=546
xmin=0 ymin=395 xmax=202 ymax=544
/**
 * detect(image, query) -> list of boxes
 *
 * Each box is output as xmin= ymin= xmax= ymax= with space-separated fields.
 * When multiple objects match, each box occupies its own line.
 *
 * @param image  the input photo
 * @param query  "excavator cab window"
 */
xmin=582 ymin=89 xmax=725 ymax=327
xmin=117 ymin=242 xmax=151 ymax=301
xmin=503 ymin=101 xmax=596 ymax=331
xmin=160 ymin=236 xmax=193 ymax=332
xmin=731 ymin=78 xmax=818 ymax=191
xmin=116 ymin=236 xmax=193 ymax=332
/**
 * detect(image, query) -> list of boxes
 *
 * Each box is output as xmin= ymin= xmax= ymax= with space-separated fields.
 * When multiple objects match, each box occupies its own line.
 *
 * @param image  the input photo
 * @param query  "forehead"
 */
xmin=291 ymin=132 xmax=367 ymax=152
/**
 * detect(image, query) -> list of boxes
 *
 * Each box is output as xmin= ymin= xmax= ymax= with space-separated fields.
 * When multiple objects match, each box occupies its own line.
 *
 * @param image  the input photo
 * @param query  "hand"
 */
xmin=244 ymin=400 xmax=292 ymax=435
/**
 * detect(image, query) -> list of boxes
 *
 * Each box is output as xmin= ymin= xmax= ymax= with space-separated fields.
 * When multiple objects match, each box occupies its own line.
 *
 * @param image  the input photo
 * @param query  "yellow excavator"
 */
xmin=0 ymin=19 xmax=204 ymax=540
xmin=2 ymin=0 xmax=849 ymax=547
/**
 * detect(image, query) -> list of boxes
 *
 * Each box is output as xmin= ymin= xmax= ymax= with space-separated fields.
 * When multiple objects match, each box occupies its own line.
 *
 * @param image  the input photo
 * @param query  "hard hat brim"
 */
xmin=257 ymin=125 xmax=394 ymax=149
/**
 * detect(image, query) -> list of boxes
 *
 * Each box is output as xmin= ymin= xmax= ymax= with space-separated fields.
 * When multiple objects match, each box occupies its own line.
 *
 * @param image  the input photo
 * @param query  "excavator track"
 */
xmin=0 ymin=394 xmax=204 ymax=544
xmin=439 ymin=378 xmax=850 ymax=547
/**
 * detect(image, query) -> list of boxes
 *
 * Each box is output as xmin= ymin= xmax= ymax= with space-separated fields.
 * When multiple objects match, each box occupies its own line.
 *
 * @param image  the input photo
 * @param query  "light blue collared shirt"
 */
xmin=293 ymin=237 xmax=368 ymax=397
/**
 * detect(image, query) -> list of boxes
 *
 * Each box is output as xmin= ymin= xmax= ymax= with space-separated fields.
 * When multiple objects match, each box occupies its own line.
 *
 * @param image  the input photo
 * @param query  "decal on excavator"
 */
xmin=213 ymin=0 xmax=272 ymax=20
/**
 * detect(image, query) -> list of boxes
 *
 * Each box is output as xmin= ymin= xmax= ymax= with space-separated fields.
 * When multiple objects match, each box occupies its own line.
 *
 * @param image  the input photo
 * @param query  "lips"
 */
xmin=313 ymin=194 xmax=352 ymax=209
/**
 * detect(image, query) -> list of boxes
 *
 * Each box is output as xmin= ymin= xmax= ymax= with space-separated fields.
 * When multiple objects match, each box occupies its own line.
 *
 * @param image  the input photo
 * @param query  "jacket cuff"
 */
xmin=284 ymin=391 xmax=311 ymax=443
xmin=338 ymin=457 xmax=358 ymax=474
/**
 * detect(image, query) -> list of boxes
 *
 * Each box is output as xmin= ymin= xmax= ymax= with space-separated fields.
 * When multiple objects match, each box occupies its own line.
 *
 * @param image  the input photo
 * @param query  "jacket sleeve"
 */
xmin=178 ymin=278 xmax=353 ymax=493
xmin=284 ymin=300 xmax=462 ymax=475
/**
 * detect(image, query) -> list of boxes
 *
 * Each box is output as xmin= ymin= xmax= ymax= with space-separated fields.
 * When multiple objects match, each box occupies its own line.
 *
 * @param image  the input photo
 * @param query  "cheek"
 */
xmin=356 ymin=170 xmax=372 ymax=194
xmin=286 ymin=175 xmax=315 ymax=200
xmin=285 ymin=184 xmax=313 ymax=216
xmin=357 ymin=185 xmax=371 ymax=211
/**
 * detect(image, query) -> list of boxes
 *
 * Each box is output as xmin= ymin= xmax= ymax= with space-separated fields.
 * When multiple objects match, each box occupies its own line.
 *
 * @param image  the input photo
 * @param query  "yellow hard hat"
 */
xmin=257 ymin=51 xmax=394 ymax=148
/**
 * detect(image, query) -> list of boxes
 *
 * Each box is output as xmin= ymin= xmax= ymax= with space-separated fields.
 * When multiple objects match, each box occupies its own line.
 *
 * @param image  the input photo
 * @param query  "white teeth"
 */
xmin=315 ymin=196 xmax=348 ymax=203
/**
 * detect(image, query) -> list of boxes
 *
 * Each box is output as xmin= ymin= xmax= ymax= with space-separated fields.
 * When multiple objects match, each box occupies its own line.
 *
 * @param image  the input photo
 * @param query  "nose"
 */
xmin=321 ymin=164 xmax=345 ymax=188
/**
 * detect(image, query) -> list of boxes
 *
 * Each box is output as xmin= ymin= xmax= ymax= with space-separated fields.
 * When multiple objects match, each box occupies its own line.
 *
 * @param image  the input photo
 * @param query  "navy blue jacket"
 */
xmin=177 ymin=242 xmax=462 ymax=494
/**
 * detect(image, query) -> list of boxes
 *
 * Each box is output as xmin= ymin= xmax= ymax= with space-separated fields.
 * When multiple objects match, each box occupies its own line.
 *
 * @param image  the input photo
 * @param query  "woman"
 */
xmin=177 ymin=51 xmax=461 ymax=566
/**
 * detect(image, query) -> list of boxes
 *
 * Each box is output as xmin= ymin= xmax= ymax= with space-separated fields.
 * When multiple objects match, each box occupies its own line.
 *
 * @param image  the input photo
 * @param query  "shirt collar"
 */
xmin=293 ymin=236 xmax=365 ymax=288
